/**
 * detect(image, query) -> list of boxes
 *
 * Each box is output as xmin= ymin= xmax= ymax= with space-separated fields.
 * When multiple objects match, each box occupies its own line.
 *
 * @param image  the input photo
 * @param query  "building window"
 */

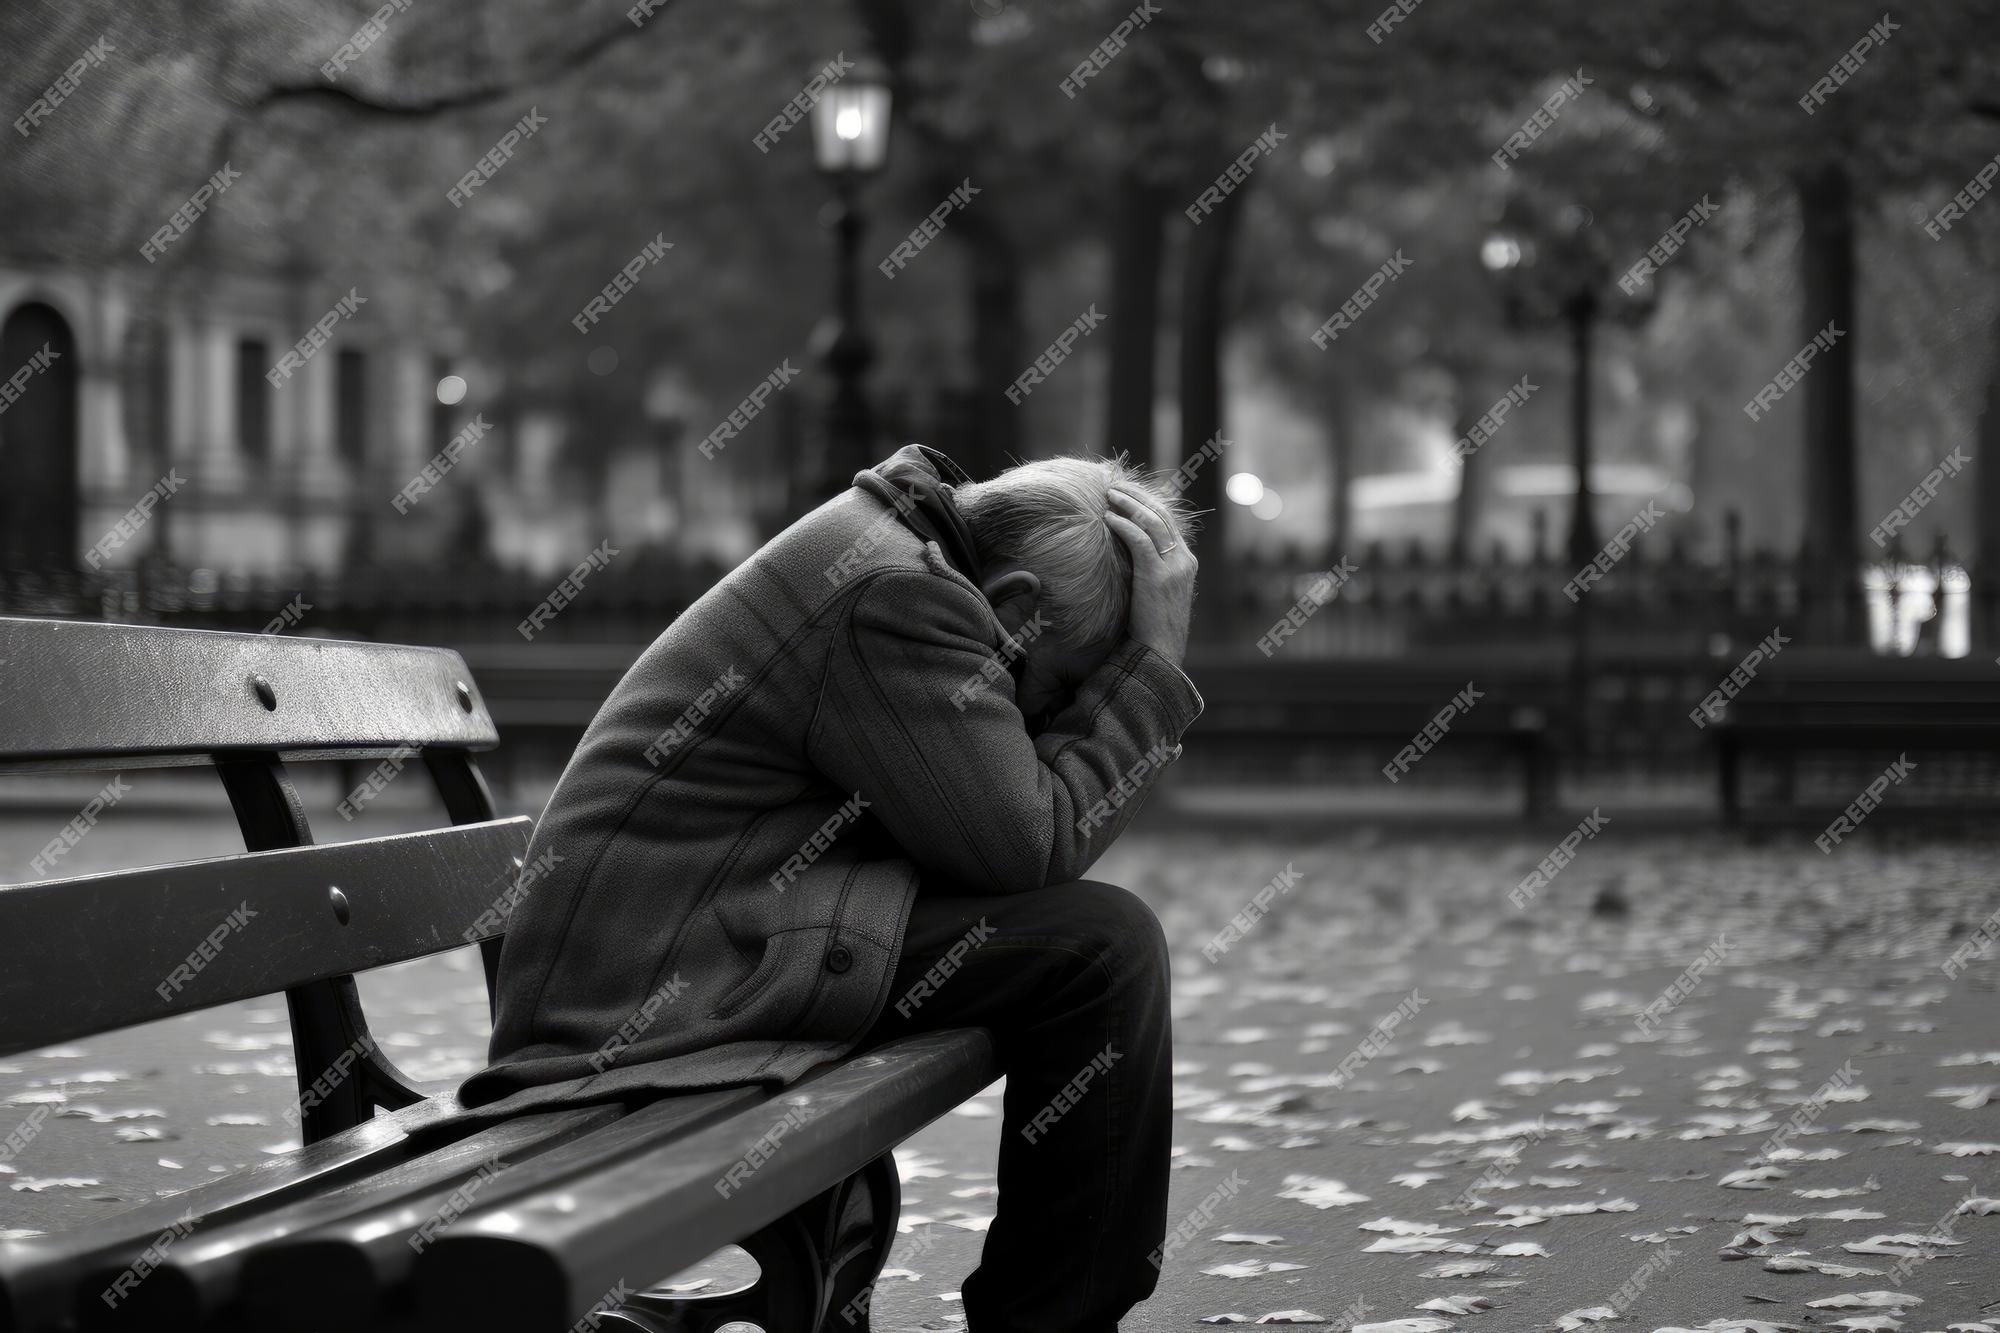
xmin=335 ymin=347 xmax=367 ymax=465
xmin=236 ymin=338 xmax=271 ymax=462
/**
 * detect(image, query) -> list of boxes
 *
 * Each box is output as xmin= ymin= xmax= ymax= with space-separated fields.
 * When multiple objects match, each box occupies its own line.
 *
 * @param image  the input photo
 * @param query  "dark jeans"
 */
xmin=861 ymin=879 xmax=1173 ymax=1333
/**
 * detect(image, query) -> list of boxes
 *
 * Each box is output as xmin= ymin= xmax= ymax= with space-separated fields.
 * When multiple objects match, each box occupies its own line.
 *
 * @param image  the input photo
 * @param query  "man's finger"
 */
xmin=1107 ymin=488 xmax=1173 ymax=551
xmin=1108 ymin=482 xmax=1170 ymax=524
xmin=1103 ymin=510 xmax=1159 ymax=564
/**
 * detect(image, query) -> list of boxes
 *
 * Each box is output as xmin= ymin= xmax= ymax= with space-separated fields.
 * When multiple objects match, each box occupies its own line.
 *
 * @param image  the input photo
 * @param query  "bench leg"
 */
xmin=818 ymin=1153 xmax=901 ymax=1332
xmin=599 ymin=1153 xmax=899 ymax=1333
xmin=1718 ymin=733 xmax=1741 ymax=827
xmin=599 ymin=1208 xmax=823 ymax=1333
xmin=1522 ymin=736 xmax=1554 ymax=818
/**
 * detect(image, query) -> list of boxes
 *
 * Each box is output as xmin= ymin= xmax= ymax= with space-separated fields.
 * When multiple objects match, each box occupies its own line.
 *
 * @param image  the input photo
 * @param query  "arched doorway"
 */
xmin=1 ymin=302 xmax=82 ymax=572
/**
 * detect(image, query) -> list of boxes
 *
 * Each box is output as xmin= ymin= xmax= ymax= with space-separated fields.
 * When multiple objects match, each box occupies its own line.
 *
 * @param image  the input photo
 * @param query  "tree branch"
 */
xmin=232 ymin=5 xmax=667 ymax=120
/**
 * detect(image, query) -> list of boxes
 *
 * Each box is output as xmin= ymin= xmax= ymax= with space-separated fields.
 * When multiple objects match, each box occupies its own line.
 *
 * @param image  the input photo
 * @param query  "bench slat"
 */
xmin=0 ymin=818 xmax=531 ymax=1057
xmin=236 ymin=1087 xmax=767 ymax=1332
xmin=0 ymin=1094 xmax=465 ymax=1333
xmin=415 ymin=1030 xmax=998 ymax=1333
xmin=73 ymin=1104 xmax=629 ymax=1332
xmin=0 ymin=618 xmax=495 ymax=770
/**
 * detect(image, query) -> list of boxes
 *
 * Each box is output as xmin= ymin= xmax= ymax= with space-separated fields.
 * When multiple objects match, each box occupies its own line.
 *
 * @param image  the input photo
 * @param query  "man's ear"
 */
xmin=981 ymin=567 xmax=1041 ymax=639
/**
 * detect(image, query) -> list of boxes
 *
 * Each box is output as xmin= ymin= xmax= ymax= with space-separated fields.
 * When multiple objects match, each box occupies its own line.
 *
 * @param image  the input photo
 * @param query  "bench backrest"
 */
xmin=0 ymin=616 xmax=532 ymax=1142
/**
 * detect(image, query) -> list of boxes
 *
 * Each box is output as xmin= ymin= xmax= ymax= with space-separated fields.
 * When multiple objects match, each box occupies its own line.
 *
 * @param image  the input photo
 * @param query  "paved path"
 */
xmin=3 ymin=811 xmax=1996 ymax=1330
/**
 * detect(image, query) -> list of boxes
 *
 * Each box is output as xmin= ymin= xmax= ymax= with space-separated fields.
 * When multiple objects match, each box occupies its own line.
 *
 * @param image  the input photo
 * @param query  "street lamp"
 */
xmin=808 ymin=57 xmax=891 ymax=503
xmin=1481 ymin=201 xmax=1657 ymax=568
xmin=1481 ymin=197 xmax=1656 ymax=762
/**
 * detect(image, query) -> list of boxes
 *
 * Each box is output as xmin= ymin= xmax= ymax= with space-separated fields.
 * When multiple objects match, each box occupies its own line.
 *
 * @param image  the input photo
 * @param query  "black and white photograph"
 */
xmin=2 ymin=1 xmax=1999 ymax=1329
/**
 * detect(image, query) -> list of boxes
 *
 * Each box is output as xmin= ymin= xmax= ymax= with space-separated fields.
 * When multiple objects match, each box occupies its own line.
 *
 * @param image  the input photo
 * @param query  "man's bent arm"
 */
xmin=808 ymin=569 xmax=1202 ymax=893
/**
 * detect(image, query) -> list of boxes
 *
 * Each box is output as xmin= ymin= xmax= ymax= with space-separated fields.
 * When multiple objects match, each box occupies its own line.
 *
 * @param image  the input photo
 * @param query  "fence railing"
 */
xmin=2 ymin=536 xmax=1991 ymax=659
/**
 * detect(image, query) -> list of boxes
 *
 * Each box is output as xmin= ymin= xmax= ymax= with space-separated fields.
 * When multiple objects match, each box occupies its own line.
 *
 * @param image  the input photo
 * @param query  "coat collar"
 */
xmin=852 ymin=445 xmax=985 ymax=589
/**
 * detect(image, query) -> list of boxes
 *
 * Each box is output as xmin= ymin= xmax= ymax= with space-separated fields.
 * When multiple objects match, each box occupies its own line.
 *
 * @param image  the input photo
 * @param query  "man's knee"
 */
xmin=1049 ymin=880 xmax=1170 ymax=987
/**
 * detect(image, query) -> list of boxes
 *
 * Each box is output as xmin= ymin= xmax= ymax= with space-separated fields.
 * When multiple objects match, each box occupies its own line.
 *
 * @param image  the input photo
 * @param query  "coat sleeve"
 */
xmin=806 ymin=568 xmax=1203 ymax=894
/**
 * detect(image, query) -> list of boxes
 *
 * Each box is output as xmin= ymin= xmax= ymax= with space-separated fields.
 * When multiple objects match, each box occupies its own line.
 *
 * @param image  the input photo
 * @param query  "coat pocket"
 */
xmin=706 ymin=927 xmax=805 ymax=1021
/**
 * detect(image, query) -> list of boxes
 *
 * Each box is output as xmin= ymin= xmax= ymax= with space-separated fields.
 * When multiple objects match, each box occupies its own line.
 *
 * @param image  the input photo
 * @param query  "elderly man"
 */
xmin=461 ymin=444 xmax=1200 ymax=1330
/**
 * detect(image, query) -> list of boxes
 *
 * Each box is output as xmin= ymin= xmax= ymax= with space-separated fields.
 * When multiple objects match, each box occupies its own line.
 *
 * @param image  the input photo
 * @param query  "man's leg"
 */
xmin=864 ymin=880 xmax=1172 ymax=1333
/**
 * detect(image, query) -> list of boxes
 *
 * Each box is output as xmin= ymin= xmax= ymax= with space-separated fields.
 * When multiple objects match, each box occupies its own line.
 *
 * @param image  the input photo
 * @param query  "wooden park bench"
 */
xmin=1708 ymin=648 xmax=2000 ymax=823
xmin=0 ymin=616 xmax=995 ymax=1333
xmin=1188 ymin=651 xmax=1569 ymax=815
xmin=451 ymin=641 xmax=641 ymax=792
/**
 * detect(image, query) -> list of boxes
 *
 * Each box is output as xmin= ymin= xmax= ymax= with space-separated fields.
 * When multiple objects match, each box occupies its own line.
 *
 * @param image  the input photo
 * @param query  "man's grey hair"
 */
xmin=954 ymin=455 xmax=1193 ymax=655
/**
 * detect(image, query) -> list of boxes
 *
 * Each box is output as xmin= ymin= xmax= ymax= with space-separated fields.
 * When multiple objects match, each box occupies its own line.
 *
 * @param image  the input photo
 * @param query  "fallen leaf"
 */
xmin=1421 ymin=1260 xmax=1495 ymax=1278
xmin=1720 ymin=1166 xmax=1788 ymax=1189
xmin=1359 ymin=1218 xmax=1462 ymax=1235
xmin=1764 ymin=1146 xmax=1846 ymax=1162
xmin=1419 ymin=1295 xmax=1494 ymax=1315
xmin=1202 ymin=1260 xmax=1309 ymax=1279
xmin=1762 ymin=1257 xmax=1882 ymax=1277
xmin=1807 ymin=1293 xmax=1922 ymax=1310
xmin=1364 ymin=1235 xmax=1479 ymax=1255
xmin=1841 ymin=1232 xmax=1964 ymax=1257
xmin=1496 ymin=1198 xmax=1637 ymax=1218
xmin=1278 ymin=1174 xmax=1370 ymax=1209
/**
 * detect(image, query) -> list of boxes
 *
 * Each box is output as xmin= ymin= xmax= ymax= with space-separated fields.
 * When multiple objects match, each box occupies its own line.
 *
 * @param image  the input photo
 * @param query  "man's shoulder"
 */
xmin=814 ymin=489 xmax=938 ymax=590
xmin=757 ymin=489 xmax=984 ymax=612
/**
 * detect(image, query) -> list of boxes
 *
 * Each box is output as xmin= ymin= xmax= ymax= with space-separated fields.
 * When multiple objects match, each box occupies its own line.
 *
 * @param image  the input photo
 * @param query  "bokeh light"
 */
xmin=1225 ymin=473 xmax=1265 ymax=506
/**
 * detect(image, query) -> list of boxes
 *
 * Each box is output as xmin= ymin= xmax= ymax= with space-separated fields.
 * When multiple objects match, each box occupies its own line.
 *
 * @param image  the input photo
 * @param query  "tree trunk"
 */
xmin=1974 ymin=315 xmax=2000 ymax=647
xmin=1104 ymin=170 xmax=1170 ymax=466
xmin=1178 ymin=172 xmax=1248 ymax=638
xmin=1796 ymin=157 xmax=1862 ymax=644
xmin=1327 ymin=378 xmax=1356 ymax=560
xmin=963 ymin=222 xmax=1024 ymax=480
xmin=1449 ymin=369 xmax=1489 ymax=565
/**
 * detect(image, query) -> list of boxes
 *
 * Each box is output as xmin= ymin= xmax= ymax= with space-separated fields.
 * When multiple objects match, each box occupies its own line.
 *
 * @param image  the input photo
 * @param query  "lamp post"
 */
xmin=807 ymin=58 xmax=891 ymax=504
xmin=1481 ymin=200 xmax=1656 ymax=766
xmin=1479 ymin=204 xmax=1654 ymax=571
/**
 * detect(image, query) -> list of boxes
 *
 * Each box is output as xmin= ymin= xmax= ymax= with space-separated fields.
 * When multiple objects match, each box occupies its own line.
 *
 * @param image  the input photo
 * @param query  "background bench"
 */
xmin=1189 ymin=651 xmax=1569 ymax=814
xmin=0 ymin=616 xmax=995 ymax=1333
xmin=1709 ymin=649 xmax=2000 ymax=823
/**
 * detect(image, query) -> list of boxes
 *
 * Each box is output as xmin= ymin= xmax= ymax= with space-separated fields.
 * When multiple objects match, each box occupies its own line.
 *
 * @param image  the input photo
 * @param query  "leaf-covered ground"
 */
xmin=2 ymin=810 xmax=1996 ymax=1331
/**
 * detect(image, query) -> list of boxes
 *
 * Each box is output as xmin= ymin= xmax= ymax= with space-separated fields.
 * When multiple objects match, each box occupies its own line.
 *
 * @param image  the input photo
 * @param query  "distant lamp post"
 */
xmin=808 ymin=58 xmax=892 ymax=503
xmin=1479 ymin=201 xmax=1656 ymax=571
xmin=1481 ymin=198 xmax=1657 ymax=770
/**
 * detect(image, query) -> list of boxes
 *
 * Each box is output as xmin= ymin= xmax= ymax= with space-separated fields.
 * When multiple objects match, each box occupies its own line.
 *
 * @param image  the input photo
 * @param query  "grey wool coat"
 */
xmin=455 ymin=445 xmax=1204 ymax=1119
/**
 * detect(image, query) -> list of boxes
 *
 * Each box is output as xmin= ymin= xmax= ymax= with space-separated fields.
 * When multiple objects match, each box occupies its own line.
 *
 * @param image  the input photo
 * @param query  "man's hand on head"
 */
xmin=1104 ymin=485 xmax=1196 ymax=667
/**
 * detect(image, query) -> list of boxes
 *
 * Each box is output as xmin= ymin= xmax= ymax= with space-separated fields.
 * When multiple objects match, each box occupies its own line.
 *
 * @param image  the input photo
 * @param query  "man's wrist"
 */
xmin=1110 ymin=638 xmax=1204 ymax=736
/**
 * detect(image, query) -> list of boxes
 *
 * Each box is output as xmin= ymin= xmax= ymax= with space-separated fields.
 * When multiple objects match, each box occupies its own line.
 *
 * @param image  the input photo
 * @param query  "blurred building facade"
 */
xmin=0 ymin=253 xmax=797 ymax=585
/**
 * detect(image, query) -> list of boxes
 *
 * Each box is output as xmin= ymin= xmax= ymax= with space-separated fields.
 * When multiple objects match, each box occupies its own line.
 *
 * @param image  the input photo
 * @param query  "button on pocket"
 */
xmin=825 ymin=945 xmax=853 ymax=974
